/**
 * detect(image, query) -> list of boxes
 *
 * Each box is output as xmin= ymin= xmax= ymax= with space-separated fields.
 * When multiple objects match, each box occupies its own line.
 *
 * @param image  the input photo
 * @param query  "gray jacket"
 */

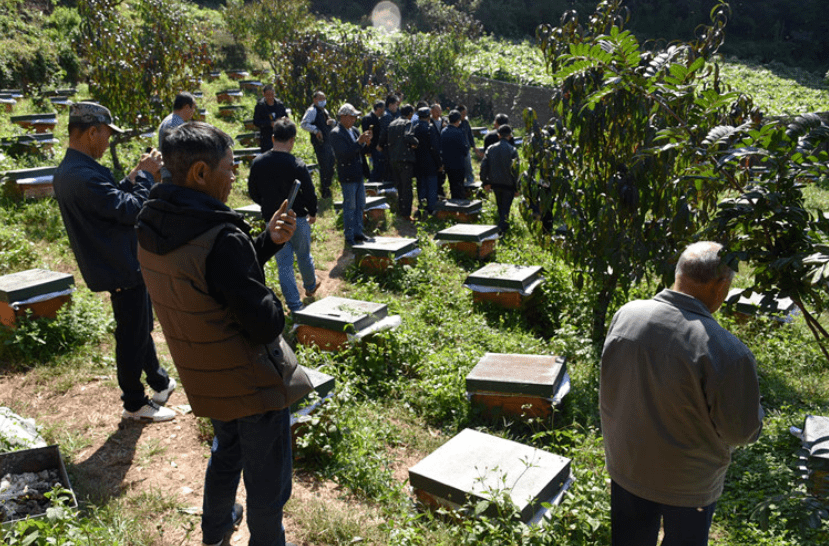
xmin=600 ymin=289 xmax=764 ymax=507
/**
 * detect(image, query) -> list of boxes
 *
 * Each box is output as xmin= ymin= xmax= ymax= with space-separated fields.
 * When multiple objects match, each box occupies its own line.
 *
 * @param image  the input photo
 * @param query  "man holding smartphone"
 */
xmin=248 ymin=117 xmax=320 ymax=313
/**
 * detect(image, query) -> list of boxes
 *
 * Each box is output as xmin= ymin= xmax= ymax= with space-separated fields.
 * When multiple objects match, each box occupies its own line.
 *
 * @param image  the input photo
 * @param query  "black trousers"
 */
xmin=391 ymin=161 xmax=415 ymax=217
xmin=611 ymin=481 xmax=717 ymax=546
xmin=110 ymin=284 xmax=169 ymax=411
xmin=446 ymin=167 xmax=466 ymax=200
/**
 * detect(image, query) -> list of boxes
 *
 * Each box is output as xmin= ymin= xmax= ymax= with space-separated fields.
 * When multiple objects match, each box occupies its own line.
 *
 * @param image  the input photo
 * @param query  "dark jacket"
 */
xmin=248 ymin=150 xmax=317 ymax=221
xmin=460 ymin=119 xmax=476 ymax=151
xmin=253 ymin=97 xmax=288 ymax=151
xmin=330 ymin=123 xmax=365 ymax=184
xmin=413 ymin=119 xmax=442 ymax=177
xmin=361 ymin=111 xmax=382 ymax=150
xmin=440 ymin=124 xmax=470 ymax=171
xmin=136 ymin=183 xmax=288 ymax=421
xmin=484 ymin=130 xmax=515 ymax=150
xmin=53 ymin=148 xmax=154 ymax=292
xmin=480 ymin=139 xmax=519 ymax=191
xmin=378 ymin=109 xmax=399 ymax=149
xmin=382 ymin=116 xmax=418 ymax=164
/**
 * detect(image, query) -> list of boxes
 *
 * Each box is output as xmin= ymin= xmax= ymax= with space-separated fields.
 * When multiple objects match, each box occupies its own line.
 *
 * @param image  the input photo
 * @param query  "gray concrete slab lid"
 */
xmin=804 ymin=415 xmax=829 ymax=465
xmin=466 ymin=353 xmax=567 ymax=397
xmin=293 ymin=296 xmax=388 ymax=332
xmin=408 ymin=428 xmax=571 ymax=522
xmin=434 ymin=199 xmax=482 ymax=213
xmin=365 ymin=181 xmax=396 ymax=191
xmin=234 ymin=203 xmax=261 ymax=217
xmin=434 ymin=224 xmax=499 ymax=242
xmin=291 ymin=365 xmax=336 ymax=411
xmin=464 ymin=263 xmax=543 ymax=291
xmin=334 ymin=195 xmax=387 ymax=211
xmin=0 ymin=269 xmax=75 ymax=303
xmin=352 ymin=237 xmax=418 ymax=258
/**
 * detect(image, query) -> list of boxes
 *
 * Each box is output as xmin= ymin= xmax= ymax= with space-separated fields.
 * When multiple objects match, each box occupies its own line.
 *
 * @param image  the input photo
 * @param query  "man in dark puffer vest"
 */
xmin=136 ymin=122 xmax=301 ymax=546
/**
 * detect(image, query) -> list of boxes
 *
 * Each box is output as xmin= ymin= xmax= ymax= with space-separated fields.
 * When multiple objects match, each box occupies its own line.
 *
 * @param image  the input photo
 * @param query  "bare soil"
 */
xmin=0 ymin=226 xmax=427 ymax=545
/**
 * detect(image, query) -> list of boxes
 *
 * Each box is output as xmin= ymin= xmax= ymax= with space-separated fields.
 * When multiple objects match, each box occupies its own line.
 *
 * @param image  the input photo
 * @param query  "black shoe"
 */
xmin=202 ymin=503 xmax=243 ymax=546
xmin=353 ymin=234 xmax=373 ymax=243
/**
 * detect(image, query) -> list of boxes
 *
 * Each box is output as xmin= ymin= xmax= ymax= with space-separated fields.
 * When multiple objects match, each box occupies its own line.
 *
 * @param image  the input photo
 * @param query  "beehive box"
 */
xmin=10 ymin=113 xmax=58 ymax=133
xmin=235 ymin=132 xmax=259 ymax=147
xmin=217 ymin=105 xmax=244 ymax=119
xmin=800 ymin=415 xmax=829 ymax=498
xmin=463 ymin=181 xmax=483 ymax=200
xmin=352 ymin=237 xmax=419 ymax=274
xmin=0 ymin=269 xmax=75 ymax=328
xmin=467 ymin=353 xmax=567 ymax=420
xmin=291 ymin=366 xmax=337 ymax=452
xmin=434 ymin=224 xmax=499 ymax=259
xmin=434 ymin=199 xmax=482 ymax=222
xmin=0 ymin=445 xmax=78 ymax=526
xmin=239 ymin=80 xmax=263 ymax=92
xmin=364 ymin=181 xmax=397 ymax=196
xmin=293 ymin=296 xmax=389 ymax=351
xmin=226 ymin=69 xmax=250 ymax=80
xmin=464 ymin=263 xmax=543 ymax=309
xmin=2 ymin=166 xmax=56 ymax=199
xmin=334 ymin=195 xmax=388 ymax=223
xmin=233 ymin=148 xmax=260 ymax=164
xmin=216 ymin=89 xmax=244 ymax=103
xmin=234 ymin=203 xmax=262 ymax=221
xmin=408 ymin=429 xmax=571 ymax=523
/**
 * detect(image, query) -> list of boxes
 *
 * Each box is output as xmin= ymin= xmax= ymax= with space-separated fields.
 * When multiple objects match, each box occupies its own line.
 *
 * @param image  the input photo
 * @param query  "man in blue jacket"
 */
xmin=330 ymin=103 xmax=373 ymax=246
xmin=53 ymin=102 xmax=176 ymax=423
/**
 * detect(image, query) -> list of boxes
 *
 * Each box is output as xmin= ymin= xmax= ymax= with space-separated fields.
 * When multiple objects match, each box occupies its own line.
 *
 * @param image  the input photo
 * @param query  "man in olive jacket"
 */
xmin=136 ymin=122 xmax=300 ymax=546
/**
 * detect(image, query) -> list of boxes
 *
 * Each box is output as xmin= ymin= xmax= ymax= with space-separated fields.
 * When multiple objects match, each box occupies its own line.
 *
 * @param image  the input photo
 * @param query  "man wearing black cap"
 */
xmin=53 ymin=101 xmax=176 ymax=423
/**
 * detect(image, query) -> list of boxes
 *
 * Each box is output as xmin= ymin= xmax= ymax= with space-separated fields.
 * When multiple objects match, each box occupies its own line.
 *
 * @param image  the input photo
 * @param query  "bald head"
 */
xmin=674 ymin=241 xmax=734 ymax=313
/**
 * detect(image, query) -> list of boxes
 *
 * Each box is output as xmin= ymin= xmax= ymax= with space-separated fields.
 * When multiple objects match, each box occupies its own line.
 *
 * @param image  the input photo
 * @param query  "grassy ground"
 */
xmin=2 ymin=74 xmax=829 ymax=545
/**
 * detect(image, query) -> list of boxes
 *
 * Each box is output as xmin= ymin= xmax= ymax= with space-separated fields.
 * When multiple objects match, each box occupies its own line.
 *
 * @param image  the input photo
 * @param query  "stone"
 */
xmin=466 ymin=353 xmax=567 ymax=420
xmin=408 ymin=428 xmax=571 ymax=522
xmin=0 ymin=445 xmax=77 ymax=525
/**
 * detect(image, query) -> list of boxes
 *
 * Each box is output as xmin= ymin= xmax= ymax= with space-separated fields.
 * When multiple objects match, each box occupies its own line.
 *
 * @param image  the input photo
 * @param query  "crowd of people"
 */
xmin=47 ymin=86 xmax=763 ymax=546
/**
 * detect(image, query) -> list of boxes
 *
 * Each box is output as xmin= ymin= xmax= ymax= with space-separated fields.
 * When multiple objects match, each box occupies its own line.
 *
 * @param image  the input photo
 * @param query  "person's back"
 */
xmin=387 ymin=116 xmax=416 ymax=164
xmin=600 ymin=241 xmax=763 ymax=546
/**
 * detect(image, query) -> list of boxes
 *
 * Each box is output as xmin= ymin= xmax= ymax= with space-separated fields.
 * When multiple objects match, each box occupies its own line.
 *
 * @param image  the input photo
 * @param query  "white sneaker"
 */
xmin=151 ymin=377 xmax=176 ymax=406
xmin=122 ymin=401 xmax=175 ymax=422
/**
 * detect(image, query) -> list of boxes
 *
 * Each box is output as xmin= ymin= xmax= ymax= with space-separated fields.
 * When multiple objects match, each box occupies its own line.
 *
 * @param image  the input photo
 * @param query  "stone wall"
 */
xmin=440 ymin=76 xmax=553 ymax=128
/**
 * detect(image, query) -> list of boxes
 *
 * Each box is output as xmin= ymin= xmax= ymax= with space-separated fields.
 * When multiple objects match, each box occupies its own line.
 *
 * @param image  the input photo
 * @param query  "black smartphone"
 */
xmin=145 ymin=147 xmax=152 ymax=153
xmin=286 ymin=179 xmax=302 ymax=210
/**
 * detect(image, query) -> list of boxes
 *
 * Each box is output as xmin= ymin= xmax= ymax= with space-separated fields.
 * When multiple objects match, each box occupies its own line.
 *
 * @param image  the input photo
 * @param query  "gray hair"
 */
xmin=676 ymin=241 xmax=734 ymax=284
xmin=161 ymin=122 xmax=234 ymax=185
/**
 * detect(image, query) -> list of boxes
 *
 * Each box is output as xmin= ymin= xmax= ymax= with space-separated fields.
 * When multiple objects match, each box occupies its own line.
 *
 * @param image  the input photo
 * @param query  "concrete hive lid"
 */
xmin=434 ymin=224 xmax=499 ymax=243
xmin=0 ymin=269 xmax=75 ymax=304
xmin=466 ymin=353 xmax=567 ymax=398
xmin=408 ymin=428 xmax=571 ymax=522
xmin=464 ymin=263 xmax=542 ymax=291
xmin=293 ymin=296 xmax=388 ymax=333
xmin=434 ymin=198 xmax=482 ymax=213
xmin=352 ymin=236 xmax=418 ymax=258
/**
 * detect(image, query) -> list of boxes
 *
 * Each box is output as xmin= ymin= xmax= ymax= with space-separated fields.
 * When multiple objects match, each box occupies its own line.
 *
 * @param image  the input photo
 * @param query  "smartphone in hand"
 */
xmin=286 ymin=179 xmax=302 ymax=210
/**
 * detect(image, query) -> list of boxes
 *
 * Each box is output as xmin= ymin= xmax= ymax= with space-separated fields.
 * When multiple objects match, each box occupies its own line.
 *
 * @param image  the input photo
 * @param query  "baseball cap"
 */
xmin=337 ymin=103 xmax=361 ymax=117
xmin=69 ymin=101 xmax=124 ymax=134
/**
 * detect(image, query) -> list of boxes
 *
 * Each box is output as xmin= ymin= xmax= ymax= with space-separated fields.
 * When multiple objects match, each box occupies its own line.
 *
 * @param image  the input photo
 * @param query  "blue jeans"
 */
xmin=464 ymin=152 xmax=474 ymax=184
xmin=203 ymin=409 xmax=293 ymax=546
xmin=341 ymin=180 xmax=365 ymax=243
xmin=611 ymin=481 xmax=716 ymax=546
xmin=110 ymin=284 xmax=169 ymax=411
xmin=276 ymin=217 xmax=315 ymax=312
xmin=416 ymin=174 xmax=438 ymax=213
